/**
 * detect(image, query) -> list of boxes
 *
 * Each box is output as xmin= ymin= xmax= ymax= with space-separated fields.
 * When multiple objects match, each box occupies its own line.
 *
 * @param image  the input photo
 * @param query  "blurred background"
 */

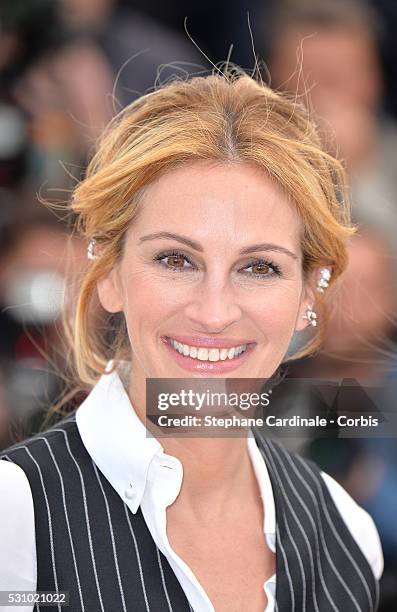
xmin=0 ymin=0 xmax=396 ymax=607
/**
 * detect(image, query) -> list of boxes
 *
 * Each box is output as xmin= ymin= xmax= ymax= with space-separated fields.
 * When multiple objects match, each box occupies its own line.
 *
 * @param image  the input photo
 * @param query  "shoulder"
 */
xmin=253 ymin=432 xmax=384 ymax=581
xmin=0 ymin=414 xmax=82 ymax=494
xmin=0 ymin=457 xmax=33 ymax=501
xmin=320 ymin=470 xmax=384 ymax=580
xmin=0 ymin=459 xmax=36 ymax=589
xmin=0 ymin=415 xmax=79 ymax=590
xmin=0 ymin=413 xmax=78 ymax=461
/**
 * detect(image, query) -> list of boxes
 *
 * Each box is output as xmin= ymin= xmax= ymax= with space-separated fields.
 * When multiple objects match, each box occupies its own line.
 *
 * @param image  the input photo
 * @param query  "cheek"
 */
xmin=245 ymin=296 xmax=301 ymax=377
xmin=121 ymin=271 xmax=182 ymax=343
xmin=247 ymin=291 xmax=301 ymax=340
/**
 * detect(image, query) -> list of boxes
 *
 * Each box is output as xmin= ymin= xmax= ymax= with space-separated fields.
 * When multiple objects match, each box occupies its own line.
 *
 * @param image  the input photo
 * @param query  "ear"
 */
xmin=97 ymin=266 xmax=124 ymax=313
xmin=294 ymin=271 xmax=317 ymax=333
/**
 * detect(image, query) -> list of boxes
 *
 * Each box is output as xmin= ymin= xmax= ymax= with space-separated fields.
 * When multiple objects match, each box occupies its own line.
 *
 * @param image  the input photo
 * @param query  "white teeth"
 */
xmin=169 ymin=339 xmax=248 ymax=362
xmin=208 ymin=349 xmax=219 ymax=361
xmin=197 ymin=348 xmax=208 ymax=360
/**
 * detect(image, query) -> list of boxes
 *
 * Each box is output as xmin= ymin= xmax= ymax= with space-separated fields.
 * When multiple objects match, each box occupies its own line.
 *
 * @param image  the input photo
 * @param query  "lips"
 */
xmin=161 ymin=335 xmax=256 ymax=374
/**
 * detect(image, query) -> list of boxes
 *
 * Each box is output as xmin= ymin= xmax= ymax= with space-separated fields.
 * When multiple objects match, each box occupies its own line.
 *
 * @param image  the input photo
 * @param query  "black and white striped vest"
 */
xmin=0 ymin=414 xmax=379 ymax=611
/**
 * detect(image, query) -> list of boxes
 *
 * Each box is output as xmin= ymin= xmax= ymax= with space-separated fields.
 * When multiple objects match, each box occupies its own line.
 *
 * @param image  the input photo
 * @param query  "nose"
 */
xmin=183 ymin=279 xmax=243 ymax=333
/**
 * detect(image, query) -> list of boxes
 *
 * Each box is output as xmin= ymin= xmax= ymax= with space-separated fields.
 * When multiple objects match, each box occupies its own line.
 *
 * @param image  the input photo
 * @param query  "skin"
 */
xmin=97 ymin=160 xmax=318 ymax=610
xmin=98 ymin=160 xmax=315 ymax=383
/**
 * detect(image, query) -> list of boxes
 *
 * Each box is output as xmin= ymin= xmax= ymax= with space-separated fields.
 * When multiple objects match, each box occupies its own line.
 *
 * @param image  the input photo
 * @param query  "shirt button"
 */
xmin=125 ymin=485 xmax=135 ymax=499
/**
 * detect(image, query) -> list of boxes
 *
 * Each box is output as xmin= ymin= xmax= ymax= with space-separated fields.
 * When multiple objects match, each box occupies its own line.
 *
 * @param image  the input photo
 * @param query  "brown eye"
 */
xmin=240 ymin=259 xmax=282 ymax=279
xmin=166 ymin=254 xmax=185 ymax=268
xmin=154 ymin=250 xmax=195 ymax=272
xmin=251 ymin=262 xmax=270 ymax=275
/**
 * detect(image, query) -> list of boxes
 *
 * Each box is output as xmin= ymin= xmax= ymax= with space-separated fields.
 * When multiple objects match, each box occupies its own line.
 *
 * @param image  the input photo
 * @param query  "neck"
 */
xmin=159 ymin=434 xmax=255 ymax=518
xmin=127 ymin=372 xmax=258 ymax=519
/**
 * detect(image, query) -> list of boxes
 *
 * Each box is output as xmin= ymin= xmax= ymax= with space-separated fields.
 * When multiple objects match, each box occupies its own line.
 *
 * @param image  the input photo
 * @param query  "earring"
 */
xmin=317 ymin=267 xmax=331 ymax=293
xmin=302 ymin=304 xmax=317 ymax=327
xmin=87 ymin=238 xmax=97 ymax=260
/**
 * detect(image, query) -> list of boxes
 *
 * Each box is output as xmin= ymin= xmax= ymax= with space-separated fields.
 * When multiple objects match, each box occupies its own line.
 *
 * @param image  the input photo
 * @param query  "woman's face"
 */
xmin=98 ymin=161 xmax=314 ymax=381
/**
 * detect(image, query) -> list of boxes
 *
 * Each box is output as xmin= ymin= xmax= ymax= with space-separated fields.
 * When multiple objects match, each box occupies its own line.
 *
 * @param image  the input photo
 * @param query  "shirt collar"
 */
xmin=247 ymin=432 xmax=276 ymax=540
xmin=75 ymin=359 xmax=276 ymax=540
xmin=76 ymin=360 xmax=162 ymax=513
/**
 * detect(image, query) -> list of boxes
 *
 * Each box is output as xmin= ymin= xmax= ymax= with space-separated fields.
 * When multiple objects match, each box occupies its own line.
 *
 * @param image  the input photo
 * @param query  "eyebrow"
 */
xmin=139 ymin=231 xmax=298 ymax=260
xmin=239 ymin=242 xmax=298 ymax=260
xmin=139 ymin=232 xmax=203 ymax=251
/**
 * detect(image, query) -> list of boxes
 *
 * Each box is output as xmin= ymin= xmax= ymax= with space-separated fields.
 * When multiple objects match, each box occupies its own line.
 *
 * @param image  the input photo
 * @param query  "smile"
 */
xmin=170 ymin=339 xmax=247 ymax=362
xmin=161 ymin=335 xmax=256 ymax=374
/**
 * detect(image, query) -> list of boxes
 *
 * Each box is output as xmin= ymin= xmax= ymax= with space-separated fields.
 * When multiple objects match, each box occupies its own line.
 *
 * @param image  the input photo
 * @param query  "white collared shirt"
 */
xmin=0 ymin=362 xmax=384 ymax=612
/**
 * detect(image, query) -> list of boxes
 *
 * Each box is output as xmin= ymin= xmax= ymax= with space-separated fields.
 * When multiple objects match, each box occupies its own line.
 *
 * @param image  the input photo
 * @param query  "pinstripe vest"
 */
xmin=1 ymin=414 xmax=379 ymax=612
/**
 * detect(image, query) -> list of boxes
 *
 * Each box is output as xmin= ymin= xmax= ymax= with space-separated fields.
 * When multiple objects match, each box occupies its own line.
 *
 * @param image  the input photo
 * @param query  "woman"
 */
xmin=0 ymin=70 xmax=383 ymax=611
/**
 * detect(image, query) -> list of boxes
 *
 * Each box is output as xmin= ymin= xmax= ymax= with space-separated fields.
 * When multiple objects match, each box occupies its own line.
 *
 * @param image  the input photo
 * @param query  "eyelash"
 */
xmin=153 ymin=249 xmax=282 ymax=279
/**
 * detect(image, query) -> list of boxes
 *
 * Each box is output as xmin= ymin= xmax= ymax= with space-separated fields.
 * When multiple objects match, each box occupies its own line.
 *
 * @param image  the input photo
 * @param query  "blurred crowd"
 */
xmin=0 ymin=0 xmax=396 ymax=608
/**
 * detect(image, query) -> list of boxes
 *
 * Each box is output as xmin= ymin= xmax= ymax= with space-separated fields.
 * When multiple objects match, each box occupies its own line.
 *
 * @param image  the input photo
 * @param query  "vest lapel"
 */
xmin=252 ymin=426 xmax=379 ymax=612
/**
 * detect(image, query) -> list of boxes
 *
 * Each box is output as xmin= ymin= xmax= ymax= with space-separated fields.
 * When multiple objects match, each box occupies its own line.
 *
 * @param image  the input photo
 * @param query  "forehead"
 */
xmin=127 ymin=161 xmax=302 ymax=249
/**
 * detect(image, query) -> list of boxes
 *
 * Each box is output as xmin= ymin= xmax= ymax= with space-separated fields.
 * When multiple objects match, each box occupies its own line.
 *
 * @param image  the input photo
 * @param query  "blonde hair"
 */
xmin=68 ymin=68 xmax=355 ymax=388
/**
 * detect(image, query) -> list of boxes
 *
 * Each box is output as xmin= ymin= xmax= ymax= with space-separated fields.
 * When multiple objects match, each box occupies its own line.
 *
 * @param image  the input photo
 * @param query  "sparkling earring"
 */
xmin=302 ymin=304 xmax=317 ymax=327
xmin=87 ymin=239 xmax=97 ymax=260
xmin=317 ymin=267 xmax=331 ymax=293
